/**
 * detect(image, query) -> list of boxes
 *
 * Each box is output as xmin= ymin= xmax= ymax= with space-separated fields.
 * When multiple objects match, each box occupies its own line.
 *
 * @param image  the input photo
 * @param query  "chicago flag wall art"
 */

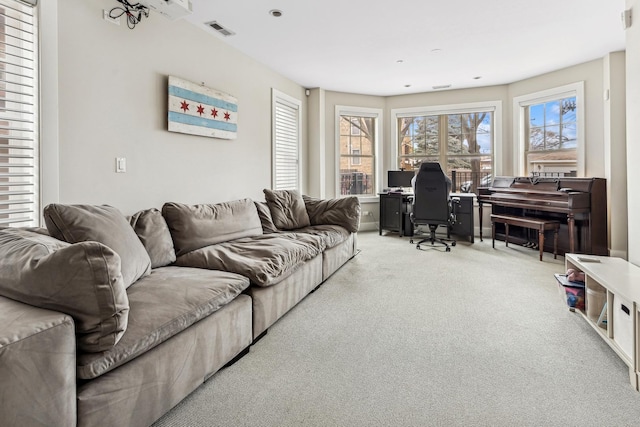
xmin=168 ymin=76 xmax=238 ymax=139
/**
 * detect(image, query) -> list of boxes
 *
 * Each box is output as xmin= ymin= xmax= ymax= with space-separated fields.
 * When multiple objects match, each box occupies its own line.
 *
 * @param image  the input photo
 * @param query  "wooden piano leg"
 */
xmin=478 ymin=201 xmax=484 ymax=242
xmin=553 ymin=225 xmax=559 ymax=259
xmin=567 ymin=213 xmax=575 ymax=253
xmin=538 ymin=226 xmax=544 ymax=262
xmin=505 ymin=224 xmax=509 ymax=247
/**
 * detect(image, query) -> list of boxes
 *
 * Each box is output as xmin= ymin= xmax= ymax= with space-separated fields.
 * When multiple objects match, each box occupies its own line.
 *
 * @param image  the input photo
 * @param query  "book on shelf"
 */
xmin=554 ymin=273 xmax=585 ymax=288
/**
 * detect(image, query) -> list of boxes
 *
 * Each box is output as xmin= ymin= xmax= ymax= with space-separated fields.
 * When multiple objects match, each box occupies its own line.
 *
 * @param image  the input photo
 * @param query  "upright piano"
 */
xmin=477 ymin=176 xmax=607 ymax=256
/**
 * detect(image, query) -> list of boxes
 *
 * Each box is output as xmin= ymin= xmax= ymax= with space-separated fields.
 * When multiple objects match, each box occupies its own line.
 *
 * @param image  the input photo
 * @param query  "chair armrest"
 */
xmin=0 ymin=296 xmax=77 ymax=427
xmin=302 ymin=195 xmax=361 ymax=233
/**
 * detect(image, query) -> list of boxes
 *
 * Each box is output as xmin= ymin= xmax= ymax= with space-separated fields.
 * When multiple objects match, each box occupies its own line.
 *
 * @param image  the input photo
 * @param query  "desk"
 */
xmin=379 ymin=192 xmax=413 ymax=237
xmin=450 ymin=193 xmax=475 ymax=243
xmin=379 ymin=192 xmax=475 ymax=242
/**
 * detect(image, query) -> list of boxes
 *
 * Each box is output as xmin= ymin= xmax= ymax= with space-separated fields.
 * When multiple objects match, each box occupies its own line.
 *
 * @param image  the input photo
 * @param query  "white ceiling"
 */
xmin=184 ymin=0 xmax=627 ymax=97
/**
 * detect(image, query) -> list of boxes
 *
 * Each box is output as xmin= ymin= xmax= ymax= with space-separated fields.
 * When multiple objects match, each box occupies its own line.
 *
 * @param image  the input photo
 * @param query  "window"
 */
xmin=336 ymin=107 xmax=381 ymax=197
xmin=351 ymin=148 xmax=361 ymax=165
xmin=271 ymin=89 xmax=301 ymax=191
xmin=514 ymin=82 xmax=584 ymax=177
xmin=0 ymin=0 xmax=38 ymax=227
xmin=393 ymin=102 xmax=500 ymax=193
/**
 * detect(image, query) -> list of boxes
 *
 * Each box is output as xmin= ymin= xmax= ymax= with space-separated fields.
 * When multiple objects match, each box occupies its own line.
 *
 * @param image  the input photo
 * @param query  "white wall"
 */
xmin=603 ymin=52 xmax=628 ymax=258
xmin=626 ymin=0 xmax=640 ymax=265
xmin=53 ymin=0 xmax=306 ymax=215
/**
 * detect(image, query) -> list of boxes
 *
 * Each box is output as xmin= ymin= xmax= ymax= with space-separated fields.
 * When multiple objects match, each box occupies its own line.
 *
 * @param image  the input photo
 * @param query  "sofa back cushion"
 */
xmin=162 ymin=198 xmax=263 ymax=256
xmin=130 ymin=208 xmax=176 ymax=268
xmin=263 ymin=189 xmax=311 ymax=230
xmin=303 ymin=195 xmax=361 ymax=233
xmin=0 ymin=228 xmax=129 ymax=352
xmin=44 ymin=204 xmax=151 ymax=288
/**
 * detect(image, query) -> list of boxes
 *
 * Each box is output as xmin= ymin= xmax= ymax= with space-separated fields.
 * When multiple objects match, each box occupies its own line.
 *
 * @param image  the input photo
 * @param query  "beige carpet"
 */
xmin=154 ymin=231 xmax=640 ymax=427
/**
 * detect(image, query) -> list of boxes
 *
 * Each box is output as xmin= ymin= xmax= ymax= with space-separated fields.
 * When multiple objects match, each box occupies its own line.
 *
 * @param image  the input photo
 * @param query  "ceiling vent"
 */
xmin=432 ymin=84 xmax=451 ymax=90
xmin=206 ymin=21 xmax=236 ymax=37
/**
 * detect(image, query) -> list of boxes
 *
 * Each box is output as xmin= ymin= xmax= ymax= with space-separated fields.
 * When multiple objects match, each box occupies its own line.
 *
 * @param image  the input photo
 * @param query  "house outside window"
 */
xmin=0 ymin=0 xmax=39 ymax=227
xmin=393 ymin=102 xmax=499 ymax=193
xmin=525 ymin=96 xmax=577 ymax=176
xmin=513 ymin=82 xmax=584 ymax=177
xmin=336 ymin=107 xmax=381 ymax=197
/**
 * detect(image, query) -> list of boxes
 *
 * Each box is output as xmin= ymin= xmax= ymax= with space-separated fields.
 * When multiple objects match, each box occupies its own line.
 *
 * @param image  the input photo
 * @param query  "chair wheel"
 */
xmin=446 ymin=247 xmax=451 ymax=252
xmin=452 ymin=241 xmax=457 ymax=246
xmin=416 ymin=244 xmax=420 ymax=249
xmin=410 ymin=239 xmax=414 ymax=244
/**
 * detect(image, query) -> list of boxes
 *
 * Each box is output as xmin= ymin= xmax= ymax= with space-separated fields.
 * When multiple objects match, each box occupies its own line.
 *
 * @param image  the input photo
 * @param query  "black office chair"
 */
xmin=409 ymin=162 xmax=457 ymax=251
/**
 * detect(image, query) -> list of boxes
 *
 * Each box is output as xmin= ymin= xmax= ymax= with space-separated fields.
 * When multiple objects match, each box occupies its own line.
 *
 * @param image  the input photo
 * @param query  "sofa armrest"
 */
xmin=302 ymin=195 xmax=361 ymax=233
xmin=0 ymin=296 xmax=77 ymax=427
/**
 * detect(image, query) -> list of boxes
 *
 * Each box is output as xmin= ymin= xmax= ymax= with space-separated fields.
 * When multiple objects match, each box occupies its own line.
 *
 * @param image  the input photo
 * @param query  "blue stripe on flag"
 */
xmin=169 ymin=86 xmax=238 ymax=112
xmin=169 ymin=111 xmax=238 ymax=133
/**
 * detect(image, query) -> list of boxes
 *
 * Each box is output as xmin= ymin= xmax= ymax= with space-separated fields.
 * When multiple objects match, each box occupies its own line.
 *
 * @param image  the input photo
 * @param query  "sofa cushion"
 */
xmin=162 ymin=199 xmax=263 ymax=257
xmin=0 ymin=228 xmax=129 ymax=353
xmin=130 ymin=208 xmax=176 ymax=268
xmin=44 ymin=204 xmax=151 ymax=288
xmin=263 ymin=189 xmax=311 ymax=230
xmin=303 ymin=195 xmax=361 ymax=233
xmin=76 ymin=266 xmax=249 ymax=379
xmin=175 ymin=233 xmax=324 ymax=287
xmin=293 ymin=224 xmax=351 ymax=249
xmin=254 ymin=201 xmax=278 ymax=234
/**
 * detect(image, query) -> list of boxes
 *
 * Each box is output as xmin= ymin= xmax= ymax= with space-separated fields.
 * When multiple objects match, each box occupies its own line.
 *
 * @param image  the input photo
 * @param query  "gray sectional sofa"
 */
xmin=0 ymin=190 xmax=360 ymax=427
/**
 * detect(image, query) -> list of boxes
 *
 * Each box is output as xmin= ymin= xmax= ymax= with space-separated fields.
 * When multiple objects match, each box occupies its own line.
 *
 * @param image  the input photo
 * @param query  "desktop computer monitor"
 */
xmin=387 ymin=170 xmax=415 ymax=188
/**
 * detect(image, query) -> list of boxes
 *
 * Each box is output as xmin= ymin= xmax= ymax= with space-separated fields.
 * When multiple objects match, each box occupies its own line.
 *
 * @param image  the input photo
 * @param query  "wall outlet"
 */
xmin=103 ymin=9 xmax=120 ymax=26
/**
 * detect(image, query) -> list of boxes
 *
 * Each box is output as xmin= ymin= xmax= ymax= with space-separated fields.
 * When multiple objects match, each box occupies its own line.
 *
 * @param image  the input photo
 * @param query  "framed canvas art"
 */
xmin=168 ymin=76 xmax=238 ymax=139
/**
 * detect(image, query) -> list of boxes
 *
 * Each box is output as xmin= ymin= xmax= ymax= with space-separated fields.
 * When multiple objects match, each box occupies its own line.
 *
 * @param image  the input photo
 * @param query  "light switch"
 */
xmin=116 ymin=157 xmax=126 ymax=173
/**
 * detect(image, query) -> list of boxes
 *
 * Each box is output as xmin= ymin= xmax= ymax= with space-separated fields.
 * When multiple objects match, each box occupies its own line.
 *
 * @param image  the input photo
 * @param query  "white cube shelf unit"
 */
xmin=564 ymin=254 xmax=640 ymax=389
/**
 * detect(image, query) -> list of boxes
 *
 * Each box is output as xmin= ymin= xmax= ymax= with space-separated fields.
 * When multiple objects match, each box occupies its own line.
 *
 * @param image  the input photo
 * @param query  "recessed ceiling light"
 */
xmin=430 ymin=48 xmax=442 ymax=54
xmin=404 ymin=84 xmax=412 ymax=88
xmin=269 ymin=9 xmax=283 ymax=17
xmin=473 ymin=76 xmax=482 ymax=80
xmin=397 ymin=59 xmax=404 ymax=63
xmin=432 ymin=84 xmax=451 ymax=90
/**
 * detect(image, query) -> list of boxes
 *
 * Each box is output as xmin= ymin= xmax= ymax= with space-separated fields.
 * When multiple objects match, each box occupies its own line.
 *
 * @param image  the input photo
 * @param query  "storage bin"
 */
xmin=612 ymin=295 xmax=634 ymax=360
xmin=586 ymin=287 xmax=606 ymax=322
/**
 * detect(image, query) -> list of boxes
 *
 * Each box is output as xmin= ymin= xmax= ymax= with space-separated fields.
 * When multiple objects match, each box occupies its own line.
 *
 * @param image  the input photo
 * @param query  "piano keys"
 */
xmin=477 ymin=176 xmax=607 ymax=256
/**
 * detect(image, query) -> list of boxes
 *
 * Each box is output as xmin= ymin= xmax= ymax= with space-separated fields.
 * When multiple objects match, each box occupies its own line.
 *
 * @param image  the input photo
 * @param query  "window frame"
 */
xmin=0 ymin=0 xmax=39 ymax=227
xmin=391 ymin=100 xmax=502 ymax=180
xmin=513 ymin=82 xmax=585 ymax=177
xmin=335 ymin=105 xmax=382 ymax=200
xmin=271 ymin=88 xmax=302 ymax=191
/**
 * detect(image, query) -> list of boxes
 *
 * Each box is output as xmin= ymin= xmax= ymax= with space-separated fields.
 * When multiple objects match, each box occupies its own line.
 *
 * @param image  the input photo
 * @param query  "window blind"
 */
xmin=0 ymin=0 xmax=38 ymax=227
xmin=272 ymin=92 xmax=300 ymax=191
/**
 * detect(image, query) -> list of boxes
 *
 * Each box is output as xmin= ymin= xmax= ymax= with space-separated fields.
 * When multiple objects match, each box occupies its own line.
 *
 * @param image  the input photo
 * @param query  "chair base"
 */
xmin=410 ymin=224 xmax=456 ymax=252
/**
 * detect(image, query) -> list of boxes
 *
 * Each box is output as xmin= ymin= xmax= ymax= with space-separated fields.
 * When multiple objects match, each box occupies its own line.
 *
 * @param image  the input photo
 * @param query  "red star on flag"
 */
xmin=197 ymin=105 xmax=205 ymax=116
xmin=224 ymin=112 xmax=231 ymax=121
xmin=180 ymin=101 xmax=189 ymax=112
xmin=211 ymin=108 xmax=218 ymax=118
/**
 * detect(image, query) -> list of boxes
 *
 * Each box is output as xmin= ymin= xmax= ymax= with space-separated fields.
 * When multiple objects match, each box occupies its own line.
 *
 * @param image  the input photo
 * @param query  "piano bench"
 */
xmin=490 ymin=214 xmax=560 ymax=261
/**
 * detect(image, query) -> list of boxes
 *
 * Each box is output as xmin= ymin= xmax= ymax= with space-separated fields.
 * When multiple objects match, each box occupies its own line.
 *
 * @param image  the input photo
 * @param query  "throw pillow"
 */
xmin=162 ymin=198 xmax=263 ymax=256
xmin=44 ymin=204 xmax=151 ymax=288
xmin=302 ymin=195 xmax=361 ymax=233
xmin=0 ymin=228 xmax=129 ymax=352
xmin=130 ymin=208 xmax=176 ymax=268
xmin=263 ymin=189 xmax=311 ymax=230
xmin=254 ymin=201 xmax=278 ymax=234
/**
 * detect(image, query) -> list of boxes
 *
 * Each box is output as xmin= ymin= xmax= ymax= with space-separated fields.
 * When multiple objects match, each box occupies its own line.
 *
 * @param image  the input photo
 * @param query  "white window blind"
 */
xmin=0 ymin=0 xmax=38 ymax=227
xmin=272 ymin=89 xmax=301 ymax=191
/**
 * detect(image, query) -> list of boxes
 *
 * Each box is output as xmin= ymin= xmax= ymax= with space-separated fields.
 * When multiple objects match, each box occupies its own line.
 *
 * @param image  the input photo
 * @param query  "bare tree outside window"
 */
xmin=397 ymin=112 xmax=493 ymax=193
